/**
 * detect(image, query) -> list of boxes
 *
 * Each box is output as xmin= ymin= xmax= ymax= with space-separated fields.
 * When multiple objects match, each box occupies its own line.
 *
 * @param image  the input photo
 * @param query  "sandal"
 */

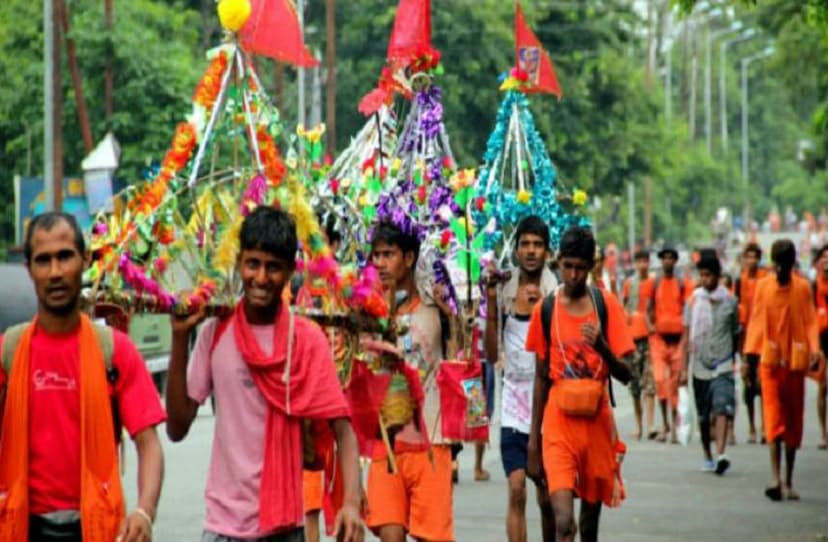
xmin=474 ymin=469 xmax=491 ymax=482
xmin=783 ymin=487 xmax=800 ymax=501
xmin=764 ymin=484 xmax=783 ymax=502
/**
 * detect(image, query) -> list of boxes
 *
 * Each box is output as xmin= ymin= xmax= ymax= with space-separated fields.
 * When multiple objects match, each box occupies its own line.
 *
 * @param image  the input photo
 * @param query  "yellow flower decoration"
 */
xmin=517 ymin=190 xmax=532 ymax=204
xmin=572 ymin=189 xmax=588 ymax=207
xmin=217 ymin=0 xmax=251 ymax=32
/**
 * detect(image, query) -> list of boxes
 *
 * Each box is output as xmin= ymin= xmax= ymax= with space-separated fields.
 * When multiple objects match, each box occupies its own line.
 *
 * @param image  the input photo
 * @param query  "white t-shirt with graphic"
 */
xmin=501 ymin=314 xmax=535 ymax=434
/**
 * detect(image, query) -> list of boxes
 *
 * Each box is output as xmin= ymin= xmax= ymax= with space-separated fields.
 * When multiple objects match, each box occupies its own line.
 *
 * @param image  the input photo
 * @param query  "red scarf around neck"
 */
xmin=231 ymin=301 xmax=350 ymax=533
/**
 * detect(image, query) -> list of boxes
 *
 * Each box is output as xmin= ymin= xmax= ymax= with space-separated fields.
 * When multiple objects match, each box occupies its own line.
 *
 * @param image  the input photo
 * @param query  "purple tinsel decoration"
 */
xmin=432 ymin=259 xmax=458 ymax=315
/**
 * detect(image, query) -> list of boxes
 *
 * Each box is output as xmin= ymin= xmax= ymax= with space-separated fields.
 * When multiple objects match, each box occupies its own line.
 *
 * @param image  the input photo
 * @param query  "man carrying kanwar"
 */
xmin=745 ymin=239 xmax=822 ymax=501
xmin=526 ymin=226 xmax=633 ymax=542
xmin=484 ymin=215 xmax=558 ymax=542
xmin=0 ymin=211 xmax=166 ymax=541
xmin=363 ymin=221 xmax=451 ymax=542
xmin=166 ymin=206 xmax=364 ymax=541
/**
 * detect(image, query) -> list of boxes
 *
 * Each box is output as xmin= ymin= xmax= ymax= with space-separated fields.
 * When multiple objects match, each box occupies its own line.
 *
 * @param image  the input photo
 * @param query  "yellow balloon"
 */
xmin=218 ymin=0 xmax=252 ymax=32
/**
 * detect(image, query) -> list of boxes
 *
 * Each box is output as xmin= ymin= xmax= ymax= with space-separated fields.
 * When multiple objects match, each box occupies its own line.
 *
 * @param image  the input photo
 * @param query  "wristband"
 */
xmin=134 ymin=507 xmax=154 ymax=529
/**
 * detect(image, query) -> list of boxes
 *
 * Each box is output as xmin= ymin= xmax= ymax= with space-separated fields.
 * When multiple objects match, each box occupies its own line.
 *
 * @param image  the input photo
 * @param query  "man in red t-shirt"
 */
xmin=0 ymin=212 xmax=165 ymax=541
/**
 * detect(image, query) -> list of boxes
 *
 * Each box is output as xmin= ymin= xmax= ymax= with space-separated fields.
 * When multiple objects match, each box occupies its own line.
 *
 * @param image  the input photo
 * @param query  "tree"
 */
xmin=0 ymin=0 xmax=203 ymax=248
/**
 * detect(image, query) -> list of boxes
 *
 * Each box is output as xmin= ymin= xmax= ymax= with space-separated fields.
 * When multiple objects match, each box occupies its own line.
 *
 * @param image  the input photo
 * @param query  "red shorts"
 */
xmin=365 ymin=444 xmax=454 ymax=541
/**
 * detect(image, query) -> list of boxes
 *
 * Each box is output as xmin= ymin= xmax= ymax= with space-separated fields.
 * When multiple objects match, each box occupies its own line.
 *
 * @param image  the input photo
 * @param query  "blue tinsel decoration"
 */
xmin=473 ymin=90 xmax=590 ymax=250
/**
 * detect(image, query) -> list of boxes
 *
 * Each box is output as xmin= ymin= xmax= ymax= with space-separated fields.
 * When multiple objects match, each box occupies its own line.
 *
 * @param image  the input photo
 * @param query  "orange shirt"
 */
xmin=526 ymin=290 xmax=635 ymax=383
xmin=622 ymin=276 xmax=654 ymax=340
xmin=745 ymin=275 xmax=819 ymax=367
xmin=652 ymin=275 xmax=692 ymax=336
xmin=814 ymin=275 xmax=828 ymax=332
xmin=736 ymin=268 xmax=768 ymax=326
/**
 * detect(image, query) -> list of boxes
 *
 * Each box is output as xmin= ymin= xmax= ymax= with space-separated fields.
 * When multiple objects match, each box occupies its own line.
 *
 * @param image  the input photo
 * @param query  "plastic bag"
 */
xmin=676 ymin=385 xmax=693 ymax=446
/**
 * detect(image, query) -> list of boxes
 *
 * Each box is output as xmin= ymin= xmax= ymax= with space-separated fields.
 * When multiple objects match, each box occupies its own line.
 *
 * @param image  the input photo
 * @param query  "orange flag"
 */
xmin=387 ymin=0 xmax=432 ymax=63
xmin=515 ymin=3 xmax=562 ymax=98
xmin=240 ymin=0 xmax=319 ymax=67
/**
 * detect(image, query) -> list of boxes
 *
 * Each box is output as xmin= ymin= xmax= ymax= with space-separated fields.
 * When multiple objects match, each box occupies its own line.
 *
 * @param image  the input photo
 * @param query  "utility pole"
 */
xmin=740 ymin=47 xmax=774 ymax=226
xmin=706 ymin=22 xmax=744 ymax=155
xmin=104 ymin=0 xmax=114 ymax=123
xmin=310 ymin=53 xmax=322 ymax=127
xmin=720 ymin=29 xmax=756 ymax=153
xmin=704 ymin=24 xmax=712 ymax=153
xmin=326 ymin=0 xmax=336 ymax=156
xmin=628 ymin=181 xmax=635 ymax=257
xmin=297 ymin=0 xmax=306 ymax=130
xmin=644 ymin=0 xmax=656 ymax=247
xmin=44 ymin=0 xmax=63 ymax=212
xmin=58 ymin=0 xmax=94 ymax=153
xmin=44 ymin=0 xmax=55 ymax=212
xmin=53 ymin=0 xmax=63 ymax=211
xmin=689 ymin=34 xmax=698 ymax=140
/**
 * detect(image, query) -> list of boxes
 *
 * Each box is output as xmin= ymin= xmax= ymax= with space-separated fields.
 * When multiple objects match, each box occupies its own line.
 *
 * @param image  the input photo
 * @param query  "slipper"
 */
xmin=818 ymin=442 xmax=828 ymax=450
xmin=647 ymin=430 xmax=659 ymax=440
xmin=784 ymin=488 xmax=800 ymax=501
xmin=764 ymin=485 xmax=783 ymax=502
xmin=655 ymin=433 xmax=667 ymax=443
xmin=747 ymin=435 xmax=757 ymax=444
xmin=474 ymin=469 xmax=491 ymax=482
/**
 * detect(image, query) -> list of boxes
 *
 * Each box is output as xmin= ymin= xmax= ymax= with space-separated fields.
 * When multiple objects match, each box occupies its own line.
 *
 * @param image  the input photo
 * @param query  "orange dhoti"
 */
xmin=303 ymin=469 xmax=324 ymax=514
xmin=760 ymin=365 xmax=806 ymax=448
xmin=542 ymin=392 xmax=623 ymax=507
xmin=649 ymin=334 xmax=684 ymax=408
xmin=365 ymin=443 xmax=454 ymax=541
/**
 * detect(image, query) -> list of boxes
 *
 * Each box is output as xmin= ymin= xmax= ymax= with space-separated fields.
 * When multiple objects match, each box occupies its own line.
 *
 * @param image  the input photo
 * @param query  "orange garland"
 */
xmin=256 ymin=126 xmax=286 ymax=186
xmin=193 ymin=52 xmax=229 ymax=109
xmin=128 ymin=122 xmax=197 ymax=216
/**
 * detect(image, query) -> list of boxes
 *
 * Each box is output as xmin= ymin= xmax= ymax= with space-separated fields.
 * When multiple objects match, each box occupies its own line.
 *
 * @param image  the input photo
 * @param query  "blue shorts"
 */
xmin=500 ymin=427 xmax=529 ymax=476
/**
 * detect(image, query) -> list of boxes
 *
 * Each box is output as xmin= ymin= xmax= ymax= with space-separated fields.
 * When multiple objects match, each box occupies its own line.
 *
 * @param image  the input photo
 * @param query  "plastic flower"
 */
xmin=517 ymin=190 xmax=532 ymax=204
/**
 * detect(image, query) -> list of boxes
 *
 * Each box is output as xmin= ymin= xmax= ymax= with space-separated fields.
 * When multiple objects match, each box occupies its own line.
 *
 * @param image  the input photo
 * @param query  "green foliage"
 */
xmin=1 ymin=0 xmax=825 ymax=254
xmin=0 ymin=0 xmax=202 ymax=247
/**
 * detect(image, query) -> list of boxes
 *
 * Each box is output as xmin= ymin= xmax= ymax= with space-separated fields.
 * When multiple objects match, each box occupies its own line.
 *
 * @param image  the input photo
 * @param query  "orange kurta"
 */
xmin=736 ymin=268 xmax=768 ymax=332
xmin=526 ymin=290 xmax=634 ymax=506
xmin=745 ymin=275 xmax=820 ymax=448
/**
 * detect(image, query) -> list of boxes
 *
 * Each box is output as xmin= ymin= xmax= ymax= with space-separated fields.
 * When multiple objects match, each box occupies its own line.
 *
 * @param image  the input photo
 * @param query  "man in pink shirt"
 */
xmin=165 ymin=206 xmax=364 ymax=542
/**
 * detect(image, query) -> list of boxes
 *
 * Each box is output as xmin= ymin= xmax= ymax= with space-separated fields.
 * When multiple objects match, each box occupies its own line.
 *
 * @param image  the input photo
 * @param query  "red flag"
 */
xmin=240 ymin=0 xmax=319 ymax=67
xmin=515 ymin=3 xmax=562 ymax=98
xmin=387 ymin=0 xmax=432 ymax=63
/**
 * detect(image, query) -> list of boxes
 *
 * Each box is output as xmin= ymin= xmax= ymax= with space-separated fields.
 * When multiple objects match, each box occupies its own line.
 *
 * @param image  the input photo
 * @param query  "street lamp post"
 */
xmin=740 ymin=47 xmax=775 ymax=224
xmin=705 ymin=21 xmax=743 ymax=154
xmin=721 ymin=29 xmax=757 ymax=153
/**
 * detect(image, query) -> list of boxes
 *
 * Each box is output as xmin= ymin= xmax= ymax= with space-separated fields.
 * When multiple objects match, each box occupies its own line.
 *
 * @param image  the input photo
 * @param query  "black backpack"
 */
xmin=540 ymin=286 xmax=617 ymax=406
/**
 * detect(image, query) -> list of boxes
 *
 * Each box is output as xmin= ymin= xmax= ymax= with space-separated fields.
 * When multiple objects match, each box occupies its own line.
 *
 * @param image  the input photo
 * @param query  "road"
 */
xmin=123 ymin=377 xmax=828 ymax=541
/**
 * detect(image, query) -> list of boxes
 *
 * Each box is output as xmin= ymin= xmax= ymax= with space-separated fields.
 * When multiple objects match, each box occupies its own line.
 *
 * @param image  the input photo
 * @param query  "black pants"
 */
xmin=29 ymin=515 xmax=81 ymax=542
